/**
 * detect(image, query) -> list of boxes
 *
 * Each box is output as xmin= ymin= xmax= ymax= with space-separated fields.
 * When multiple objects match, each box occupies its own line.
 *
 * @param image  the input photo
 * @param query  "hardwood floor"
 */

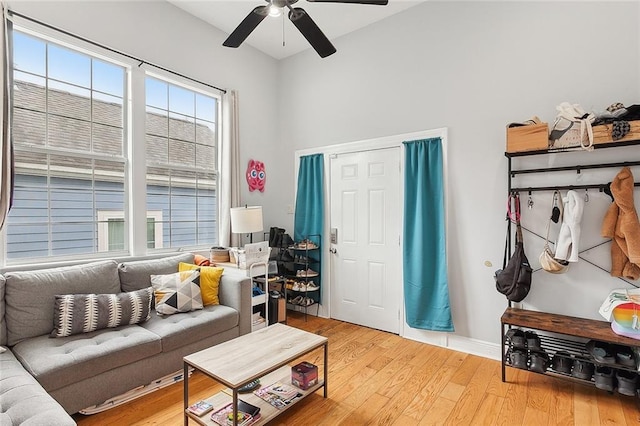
xmin=73 ymin=313 xmax=640 ymax=425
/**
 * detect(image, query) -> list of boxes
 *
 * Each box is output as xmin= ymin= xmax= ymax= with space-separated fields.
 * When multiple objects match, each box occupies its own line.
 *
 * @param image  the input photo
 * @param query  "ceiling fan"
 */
xmin=223 ymin=0 xmax=389 ymax=58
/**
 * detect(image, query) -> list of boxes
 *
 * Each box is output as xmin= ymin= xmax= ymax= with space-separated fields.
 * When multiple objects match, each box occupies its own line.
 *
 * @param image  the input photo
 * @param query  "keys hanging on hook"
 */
xmin=584 ymin=188 xmax=589 ymax=203
xmin=551 ymin=190 xmax=562 ymax=223
xmin=527 ymin=191 xmax=534 ymax=209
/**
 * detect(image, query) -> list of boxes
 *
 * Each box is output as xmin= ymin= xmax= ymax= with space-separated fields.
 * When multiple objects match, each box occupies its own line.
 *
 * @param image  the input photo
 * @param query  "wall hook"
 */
xmin=584 ymin=188 xmax=589 ymax=203
xmin=527 ymin=191 xmax=534 ymax=209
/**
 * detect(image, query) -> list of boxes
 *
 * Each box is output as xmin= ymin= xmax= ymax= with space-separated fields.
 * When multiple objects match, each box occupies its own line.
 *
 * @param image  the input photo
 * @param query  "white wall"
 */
xmin=277 ymin=1 xmax=640 ymax=350
xmin=6 ymin=0 xmax=285 ymax=234
xmin=7 ymin=0 xmax=640 ymax=353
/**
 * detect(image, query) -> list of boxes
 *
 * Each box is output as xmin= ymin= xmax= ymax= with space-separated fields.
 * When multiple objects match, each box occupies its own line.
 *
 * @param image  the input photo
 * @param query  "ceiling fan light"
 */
xmin=268 ymin=5 xmax=282 ymax=17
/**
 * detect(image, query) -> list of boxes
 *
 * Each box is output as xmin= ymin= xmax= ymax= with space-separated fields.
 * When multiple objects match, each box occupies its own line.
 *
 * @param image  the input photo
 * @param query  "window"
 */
xmin=145 ymin=76 xmax=218 ymax=250
xmin=7 ymin=30 xmax=126 ymax=261
xmin=5 ymin=27 xmax=221 ymax=264
xmin=96 ymin=211 xmax=163 ymax=251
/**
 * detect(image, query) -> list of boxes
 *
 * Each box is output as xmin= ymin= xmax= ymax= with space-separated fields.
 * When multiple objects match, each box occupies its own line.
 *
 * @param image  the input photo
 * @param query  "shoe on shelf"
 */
xmin=571 ymin=357 xmax=595 ymax=381
xmin=586 ymin=340 xmax=615 ymax=364
xmin=295 ymin=269 xmax=318 ymax=278
xmin=302 ymin=297 xmax=315 ymax=306
xmin=289 ymin=296 xmax=303 ymax=305
xmin=529 ymin=350 xmax=550 ymax=373
xmin=505 ymin=329 xmax=526 ymax=349
xmin=613 ymin=345 xmax=636 ymax=368
xmin=551 ymin=351 xmax=574 ymax=375
xmin=616 ymin=370 xmax=638 ymax=396
xmin=295 ymin=239 xmax=318 ymax=250
xmin=594 ymin=366 xmax=615 ymax=392
xmin=306 ymin=282 xmax=319 ymax=291
xmin=292 ymin=282 xmax=307 ymax=292
xmin=525 ymin=330 xmax=542 ymax=351
xmin=509 ymin=348 xmax=528 ymax=370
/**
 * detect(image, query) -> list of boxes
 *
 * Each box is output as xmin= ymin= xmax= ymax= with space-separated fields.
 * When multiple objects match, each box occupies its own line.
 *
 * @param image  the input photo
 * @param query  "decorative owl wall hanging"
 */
xmin=246 ymin=159 xmax=266 ymax=192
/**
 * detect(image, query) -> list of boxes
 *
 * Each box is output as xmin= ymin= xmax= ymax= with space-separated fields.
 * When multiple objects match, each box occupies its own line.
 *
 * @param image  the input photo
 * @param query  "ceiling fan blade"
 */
xmin=288 ymin=7 xmax=337 ymax=58
xmin=307 ymin=0 xmax=389 ymax=5
xmin=223 ymin=6 xmax=269 ymax=48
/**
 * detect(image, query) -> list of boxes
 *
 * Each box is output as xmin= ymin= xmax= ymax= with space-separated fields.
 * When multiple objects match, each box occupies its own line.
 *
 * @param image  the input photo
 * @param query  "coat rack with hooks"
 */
xmin=503 ymin=139 xmax=640 ymax=284
xmin=500 ymin=139 xmax=640 ymax=389
xmin=506 ymin=144 xmax=640 ymax=195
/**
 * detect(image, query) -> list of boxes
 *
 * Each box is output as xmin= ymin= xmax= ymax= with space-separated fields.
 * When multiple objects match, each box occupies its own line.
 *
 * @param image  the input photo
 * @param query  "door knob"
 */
xmin=329 ymin=248 xmax=337 ymax=254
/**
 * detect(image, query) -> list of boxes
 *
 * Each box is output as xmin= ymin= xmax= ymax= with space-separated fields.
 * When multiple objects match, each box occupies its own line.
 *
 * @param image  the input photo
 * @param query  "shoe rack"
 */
xmin=501 ymin=308 xmax=639 ymax=396
xmin=285 ymin=234 xmax=321 ymax=320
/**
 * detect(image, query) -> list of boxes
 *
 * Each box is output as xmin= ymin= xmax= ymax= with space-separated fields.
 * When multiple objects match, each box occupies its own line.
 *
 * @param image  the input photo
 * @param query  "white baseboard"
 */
xmin=402 ymin=328 xmax=502 ymax=361
xmin=291 ymin=311 xmax=503 ymax=362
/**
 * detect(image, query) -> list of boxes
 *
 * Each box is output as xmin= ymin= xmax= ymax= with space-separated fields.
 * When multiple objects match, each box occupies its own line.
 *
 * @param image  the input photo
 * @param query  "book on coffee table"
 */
xmin=254 ymin=381 xmax=302 ymax=409
xmin=210 ymin=400 xmax=260 ymax=426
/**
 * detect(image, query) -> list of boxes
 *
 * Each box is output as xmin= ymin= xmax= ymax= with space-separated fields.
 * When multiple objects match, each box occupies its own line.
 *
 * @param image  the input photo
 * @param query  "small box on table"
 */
xmin=291 ymin=361 xmax=318 ymax=390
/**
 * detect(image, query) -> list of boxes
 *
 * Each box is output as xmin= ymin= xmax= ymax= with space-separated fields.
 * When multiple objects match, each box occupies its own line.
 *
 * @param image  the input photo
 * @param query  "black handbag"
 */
xmin=495 ymin=195 xmax=532 ymax=302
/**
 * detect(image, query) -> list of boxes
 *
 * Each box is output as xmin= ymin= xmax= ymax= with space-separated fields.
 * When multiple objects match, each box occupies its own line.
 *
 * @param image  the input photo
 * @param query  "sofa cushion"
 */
xmin=4 ymin=261 xmax=121 ymax=346
xmin=179 ymin=262 xmax=223 ymax=306
xmin=151 ymin=270 xmax=203 ymax=315
xmin=0 ymin=349 xmax=75 ymax=425
xmin=118 ymin=253 xmax=195 ymax=292
xmin=11 ymin=325 xmax=161 ymax=392
xmin=140 ymin=304 xmax=239 ymax=352
xmin=51 ymin=287 xmax=153 ymax=338
xmin=0 ymin=275 xmax=6 ymax=347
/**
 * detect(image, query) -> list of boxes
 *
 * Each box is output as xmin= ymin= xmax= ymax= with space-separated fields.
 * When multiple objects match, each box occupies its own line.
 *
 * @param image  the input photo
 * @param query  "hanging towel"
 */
xmin=402 ymin=138 xmax=454 ymax=332
xmin=601 ymin=167 xmax=640 ymax=280
xmin=555 ymin=190 xmax=584 ymax=263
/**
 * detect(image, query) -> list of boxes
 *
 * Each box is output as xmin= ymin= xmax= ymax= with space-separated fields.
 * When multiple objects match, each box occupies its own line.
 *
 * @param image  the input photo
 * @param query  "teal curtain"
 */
xmin=294 ymin=154 xmax=324 ymax=242
xmin=294 ymin=154 xmax=324 ymax=299
xmin=403 ymin=138 xmax=454 ymax=332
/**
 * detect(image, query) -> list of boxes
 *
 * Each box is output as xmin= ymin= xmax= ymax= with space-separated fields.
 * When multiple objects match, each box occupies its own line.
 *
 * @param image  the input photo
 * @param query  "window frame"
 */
xmin=142 ymin=70 xmax=222 ymax=254
xmin=97 ymin=210 xmax=163 ymax=252
xmin=1 ymin=21 xmax=223 ymax=268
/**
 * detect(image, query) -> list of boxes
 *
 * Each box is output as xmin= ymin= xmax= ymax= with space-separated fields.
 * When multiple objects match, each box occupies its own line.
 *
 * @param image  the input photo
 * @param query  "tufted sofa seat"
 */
xmin=0 ymin=349 xmax=75 ymax=426
xmin=11 ymin=326 xmax=162 ymax=391
xmin=0 ymin=253 xmax=251 ymax=423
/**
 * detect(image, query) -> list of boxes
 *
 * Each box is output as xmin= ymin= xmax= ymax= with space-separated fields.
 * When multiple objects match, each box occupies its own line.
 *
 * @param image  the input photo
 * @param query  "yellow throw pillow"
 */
xmin=178 ymin=262 xmax=223 ymax=306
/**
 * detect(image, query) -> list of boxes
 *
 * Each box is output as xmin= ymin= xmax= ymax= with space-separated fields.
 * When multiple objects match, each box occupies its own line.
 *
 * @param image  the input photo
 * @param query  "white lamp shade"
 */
xmin=230 ymin=206 xmax=263 ymax=234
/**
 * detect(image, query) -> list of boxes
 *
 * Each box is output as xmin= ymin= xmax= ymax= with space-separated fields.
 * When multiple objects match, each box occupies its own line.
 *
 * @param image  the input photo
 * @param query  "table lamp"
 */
xmin=230 ymin=205 xmax=263 ymax=245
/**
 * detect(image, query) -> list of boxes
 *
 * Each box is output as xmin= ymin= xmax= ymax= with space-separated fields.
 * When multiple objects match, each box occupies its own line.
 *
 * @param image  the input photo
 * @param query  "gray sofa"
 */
xmin=0 ymin=253 xmax=251 ymax=425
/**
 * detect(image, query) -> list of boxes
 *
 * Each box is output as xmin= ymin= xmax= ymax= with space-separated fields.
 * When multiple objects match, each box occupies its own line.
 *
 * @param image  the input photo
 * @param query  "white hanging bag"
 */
xmin=549 ymin=102 xmax=595 ymax=151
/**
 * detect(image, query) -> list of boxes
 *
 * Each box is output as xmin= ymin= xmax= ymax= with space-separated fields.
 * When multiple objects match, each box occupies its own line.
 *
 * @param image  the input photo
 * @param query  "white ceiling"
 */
xmin=168 ymin=0 xmax=427 ymax=60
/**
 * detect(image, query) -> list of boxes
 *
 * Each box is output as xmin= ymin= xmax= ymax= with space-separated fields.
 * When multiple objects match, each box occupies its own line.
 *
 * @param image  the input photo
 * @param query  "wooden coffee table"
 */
xmin=183 ymin=323 xmax=328 ymax=425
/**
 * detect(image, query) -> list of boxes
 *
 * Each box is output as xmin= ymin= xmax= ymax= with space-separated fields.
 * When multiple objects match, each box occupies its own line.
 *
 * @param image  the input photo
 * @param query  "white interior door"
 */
xmin=329 ymin=148 xmax=401 ymax=334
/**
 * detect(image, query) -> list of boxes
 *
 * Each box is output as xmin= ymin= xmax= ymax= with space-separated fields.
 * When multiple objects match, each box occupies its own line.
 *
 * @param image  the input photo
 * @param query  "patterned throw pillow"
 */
xmin=51 ymin=287 xmax=153 ymax=338
xmin=151 ymin=270 xmax=203 ymax=315
xmin=178 ymin=262 xmax=223 ymax=306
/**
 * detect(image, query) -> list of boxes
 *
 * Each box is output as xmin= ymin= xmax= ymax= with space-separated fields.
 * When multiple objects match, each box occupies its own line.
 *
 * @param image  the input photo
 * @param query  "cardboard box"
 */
xmin=291 ymin=361 xmax=318 ymax=390
xmin=506 ymin=123 xmax=549 ymax=153
xmin=593 ymin=120 xmax=640 ymax=145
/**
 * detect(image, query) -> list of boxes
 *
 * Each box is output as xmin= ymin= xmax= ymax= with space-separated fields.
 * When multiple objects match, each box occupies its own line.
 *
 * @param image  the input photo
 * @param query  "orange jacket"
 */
xmin=601 ymin=167 xmax=640 ymax=279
